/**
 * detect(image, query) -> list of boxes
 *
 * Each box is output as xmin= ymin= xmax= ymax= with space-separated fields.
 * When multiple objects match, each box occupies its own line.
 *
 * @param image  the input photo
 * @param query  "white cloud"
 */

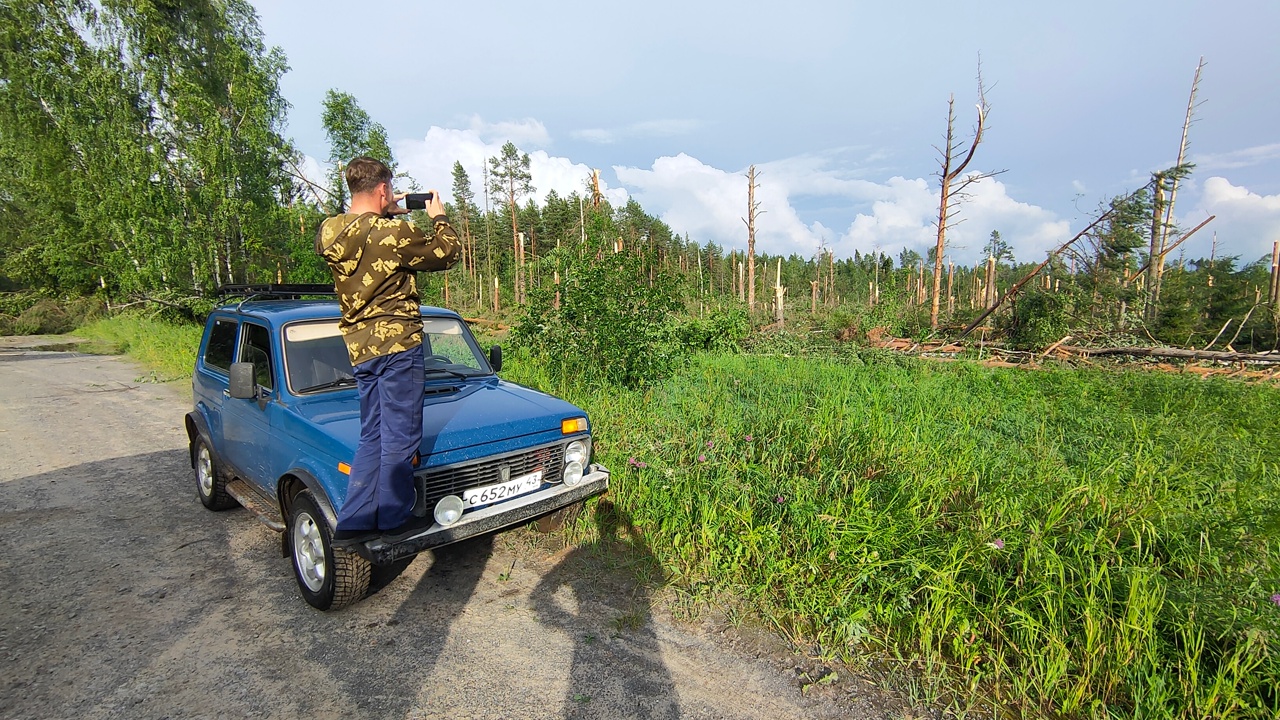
xmin=1192 ymin=143 xmax=1280 ymax=172
xmin=614 ymin=151 xmax=1070 ymax=265
xmin=1178 ymin=176 xmax=1280 ymax=263
xmin=572 ymin=119 xmax=700 ymax=145
xmin=391 ymin=116 xmax=1280 ymax=273
xmin=465 ymin=115 xmax=550 ymax=148
xmin=615 ymin=154 xmax=839 ymax=259
xmin=392 ymin=120 xmax=627 ymax=208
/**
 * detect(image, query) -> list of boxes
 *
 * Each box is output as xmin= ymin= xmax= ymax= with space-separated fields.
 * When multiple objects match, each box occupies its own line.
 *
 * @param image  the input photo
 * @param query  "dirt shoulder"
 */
xmin=0 ymin=347 xmax=920 ymax=720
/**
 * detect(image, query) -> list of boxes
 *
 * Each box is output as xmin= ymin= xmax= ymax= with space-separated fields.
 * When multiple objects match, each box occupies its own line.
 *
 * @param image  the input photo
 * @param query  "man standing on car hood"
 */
xmin=315 ymin=156 xmax=459 ymax=544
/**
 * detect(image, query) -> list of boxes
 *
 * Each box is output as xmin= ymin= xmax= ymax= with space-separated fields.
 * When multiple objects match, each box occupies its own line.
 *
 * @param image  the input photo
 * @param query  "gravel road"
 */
xmin=0 ymin=344 xmax=916 ymax=720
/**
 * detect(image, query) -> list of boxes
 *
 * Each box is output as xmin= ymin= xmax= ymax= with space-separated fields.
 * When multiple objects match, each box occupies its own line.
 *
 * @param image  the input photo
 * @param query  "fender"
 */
xmin=184 ymin=410 xmax=214 ymax=468
xmin=277 ymin=468 xmax=339 ymax=529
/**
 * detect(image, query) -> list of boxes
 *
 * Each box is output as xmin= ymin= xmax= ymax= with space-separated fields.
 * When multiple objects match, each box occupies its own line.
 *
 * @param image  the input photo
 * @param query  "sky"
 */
xmin=253 ymin=0 xmax=1280 ymax=267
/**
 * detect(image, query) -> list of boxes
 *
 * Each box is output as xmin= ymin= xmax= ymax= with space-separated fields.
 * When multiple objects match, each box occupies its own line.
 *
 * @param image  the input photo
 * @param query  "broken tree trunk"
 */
xmin=956 ymin=190 xmax=1141 ymax=341
xmin=931 ymin=92 xmax=988 ymax=329
xmin=774 ymin=259 xmax=785 ymax=326
xmin=1060 ymin=345 xmax=1280 ymax=364
xmin=743 ymin=166 xmax=762 ymax=310
xmin=1269 ymin=240 xmax=1279 ymax=307
xmin=1130 ymin=215 xmax=1216 ymax=279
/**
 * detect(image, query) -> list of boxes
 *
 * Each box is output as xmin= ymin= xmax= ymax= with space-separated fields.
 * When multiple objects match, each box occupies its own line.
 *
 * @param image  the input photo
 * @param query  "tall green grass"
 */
xmin=76 ymin=313 xmax=201 ymax=380
xmin=508 ymin=351 xmax=1280 ymax=718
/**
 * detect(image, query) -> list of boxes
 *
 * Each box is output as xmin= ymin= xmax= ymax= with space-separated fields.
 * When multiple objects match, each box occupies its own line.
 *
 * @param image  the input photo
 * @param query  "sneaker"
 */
xmin=331 ymin=528 xmax=377 ymax=549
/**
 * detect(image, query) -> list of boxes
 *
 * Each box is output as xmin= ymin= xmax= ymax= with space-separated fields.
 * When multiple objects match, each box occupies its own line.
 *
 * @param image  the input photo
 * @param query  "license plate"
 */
xmin=462 ymin=470 xmax=543 ymax=508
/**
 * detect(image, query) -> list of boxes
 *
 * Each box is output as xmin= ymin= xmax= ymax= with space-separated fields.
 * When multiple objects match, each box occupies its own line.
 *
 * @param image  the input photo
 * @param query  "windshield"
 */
xmin=283 ymin=317 xmax=490 ymax=394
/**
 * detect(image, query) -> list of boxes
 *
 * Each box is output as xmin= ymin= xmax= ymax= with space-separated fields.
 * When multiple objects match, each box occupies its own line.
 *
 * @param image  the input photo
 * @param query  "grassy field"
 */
xmin=509 ymin=351 xmax=1280 ymax=718
xmin=78 ymin=314 xmax=1280 ymax=718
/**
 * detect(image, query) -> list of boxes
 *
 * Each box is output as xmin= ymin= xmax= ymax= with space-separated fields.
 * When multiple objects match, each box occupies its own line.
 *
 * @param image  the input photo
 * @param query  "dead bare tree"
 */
xmin=1147 ymin=58 xmax=1206 ymax=322
xmin=742 ymin=166 xmax=764 ymax=310
xmin=930 ymin=62 xmax=1002 ymax=329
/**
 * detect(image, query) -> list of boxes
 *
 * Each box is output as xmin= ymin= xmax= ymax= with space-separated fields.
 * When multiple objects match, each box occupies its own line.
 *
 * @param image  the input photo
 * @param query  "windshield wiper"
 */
xmin=297 ymin=376 xmax=357 ymax=393
xmin=423 ymin=366 xmax=476 ymax=380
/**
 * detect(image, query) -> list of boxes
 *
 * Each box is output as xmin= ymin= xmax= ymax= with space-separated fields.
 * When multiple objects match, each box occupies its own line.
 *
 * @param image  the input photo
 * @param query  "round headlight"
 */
xmin=434 ymin=495 xmax=464 ymax=526
xmin=563 ymin=460 xmax=584 ymax=487
xmin=565 ymin=440 xmax=587 ymax=466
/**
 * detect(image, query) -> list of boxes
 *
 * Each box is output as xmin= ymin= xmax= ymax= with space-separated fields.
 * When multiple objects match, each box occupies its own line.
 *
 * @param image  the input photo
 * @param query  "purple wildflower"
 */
xmin=637 ymin=461 xmax=647 ymax=469
xmin=697 ymin=454 xmax=706 ymax=463
xmin=774 ymin=495 xmax=786 ymax=504
xmin=1271 ymin=593 xmax=1280 ymax=607
xmin=745 ymin=435 xmax=753 ymax=442
xmin=987 ymin=538 xmax=1005 ymax=550
xmin=706 ymin=441 xmax=714 ymax=449
xmin=628 ymin=457 xmax=638 ymax=467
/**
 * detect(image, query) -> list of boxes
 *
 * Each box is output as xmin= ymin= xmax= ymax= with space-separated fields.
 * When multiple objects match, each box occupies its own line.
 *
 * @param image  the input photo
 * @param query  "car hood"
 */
xmin=288 ymin=378 xmax=584 ymax=462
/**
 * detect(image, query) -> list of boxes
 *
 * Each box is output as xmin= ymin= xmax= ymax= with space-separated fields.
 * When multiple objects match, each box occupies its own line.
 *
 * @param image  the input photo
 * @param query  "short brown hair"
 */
xmin=345 ymin=156 xmax=392 ymax=196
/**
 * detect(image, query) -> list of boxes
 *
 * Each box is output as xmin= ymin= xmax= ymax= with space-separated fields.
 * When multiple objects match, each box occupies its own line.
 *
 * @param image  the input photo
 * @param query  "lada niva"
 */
xmin=184 ymin=285 xmax=609 ymax=609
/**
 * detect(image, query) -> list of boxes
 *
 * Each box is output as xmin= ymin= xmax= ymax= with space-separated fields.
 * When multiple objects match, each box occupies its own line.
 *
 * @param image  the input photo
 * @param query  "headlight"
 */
xmin=434 ymin=495 xmax=464 ymax=526
xmin=563 ymin=461 xmax=584 ymax=487
xmin=565 ymin=440 xmax=587 ymax=466
xmin=563 ymin=439 xmax=588 ymax=486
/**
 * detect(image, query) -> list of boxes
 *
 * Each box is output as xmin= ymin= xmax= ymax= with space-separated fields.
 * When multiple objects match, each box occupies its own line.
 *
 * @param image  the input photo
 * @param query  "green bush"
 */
xmin=0 ymin=294 xmax=105 ymax=335
xmin=1005 ymin=288 xmax=1070 ymax=349
xmin=673 ymin=305 xmax=750 ymax=352
xmin=514 ymin=250 xmax=683 ymax=388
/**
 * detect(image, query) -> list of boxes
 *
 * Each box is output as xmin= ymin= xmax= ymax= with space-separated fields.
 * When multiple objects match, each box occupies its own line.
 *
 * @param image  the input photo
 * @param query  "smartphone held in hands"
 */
xmin=404 ymin=192 xmax=434 ymax=210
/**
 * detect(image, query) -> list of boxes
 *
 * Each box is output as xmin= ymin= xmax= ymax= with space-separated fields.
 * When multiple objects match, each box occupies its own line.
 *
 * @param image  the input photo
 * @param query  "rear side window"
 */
xmin=204 ymin=319 xmax=237 ymax=373
xmin=240 ymin=323 xmax=275 ymax=391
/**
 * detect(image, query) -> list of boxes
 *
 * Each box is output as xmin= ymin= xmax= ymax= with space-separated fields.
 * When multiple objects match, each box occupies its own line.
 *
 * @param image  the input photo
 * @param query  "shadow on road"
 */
xmin=531 ymin=499 xmax=680 ymax=719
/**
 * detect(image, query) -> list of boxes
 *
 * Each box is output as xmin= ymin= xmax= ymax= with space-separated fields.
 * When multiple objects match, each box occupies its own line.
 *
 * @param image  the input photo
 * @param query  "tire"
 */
xmin=194 ymin=438 xmax=237 ymax=511
xmin=288 ymin=491 xmax=370 ymax=610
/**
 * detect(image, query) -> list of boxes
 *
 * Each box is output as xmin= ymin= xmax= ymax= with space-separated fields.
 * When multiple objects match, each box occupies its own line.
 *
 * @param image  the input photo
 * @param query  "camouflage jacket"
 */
xmin=315 ymin=212 xmax=459 ymax=365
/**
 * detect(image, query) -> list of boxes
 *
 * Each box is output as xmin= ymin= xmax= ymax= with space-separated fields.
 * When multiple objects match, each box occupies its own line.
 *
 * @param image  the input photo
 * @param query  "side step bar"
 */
xmin=225 ymin=479 xmax=286 ymax=532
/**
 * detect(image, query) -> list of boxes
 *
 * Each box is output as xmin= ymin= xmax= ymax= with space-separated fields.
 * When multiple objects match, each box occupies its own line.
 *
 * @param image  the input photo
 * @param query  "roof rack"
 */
xmin=217 ymin=284 xmax=336 ymax=300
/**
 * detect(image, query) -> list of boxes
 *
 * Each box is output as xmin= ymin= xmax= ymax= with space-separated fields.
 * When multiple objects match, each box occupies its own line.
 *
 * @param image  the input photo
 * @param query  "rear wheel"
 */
xmin=288 ymin=491 xmax=369 ymax=610
xmin=194 ymin=438 xmax=236 ymax=510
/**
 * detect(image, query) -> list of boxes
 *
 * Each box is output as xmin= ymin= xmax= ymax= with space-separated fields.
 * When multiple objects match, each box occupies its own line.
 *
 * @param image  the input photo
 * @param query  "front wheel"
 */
xmin=288 ymin=491 xmax=370 ymax=610
xmin=194 ymin=438 xmax=236 ymax=511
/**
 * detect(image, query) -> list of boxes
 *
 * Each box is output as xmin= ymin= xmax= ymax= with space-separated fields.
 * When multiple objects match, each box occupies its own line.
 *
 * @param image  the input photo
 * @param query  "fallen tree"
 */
xmin=1058 ymin=345 xmax=1280 ymax=364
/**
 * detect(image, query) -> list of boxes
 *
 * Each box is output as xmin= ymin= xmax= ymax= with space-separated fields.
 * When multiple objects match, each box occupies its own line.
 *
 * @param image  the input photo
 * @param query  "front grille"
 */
xmin=416 ymin=442 xmax=565 ymax=512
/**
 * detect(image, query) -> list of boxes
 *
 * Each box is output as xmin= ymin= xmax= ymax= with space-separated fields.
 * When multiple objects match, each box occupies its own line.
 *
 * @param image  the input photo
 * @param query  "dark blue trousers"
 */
xmin=337 ymin=344 xmax=424 ymax=532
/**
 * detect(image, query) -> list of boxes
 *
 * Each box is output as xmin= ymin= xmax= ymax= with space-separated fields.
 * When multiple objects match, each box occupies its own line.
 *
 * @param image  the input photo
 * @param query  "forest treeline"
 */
xmin=2 ymin=0 xmax=1277 ymax=351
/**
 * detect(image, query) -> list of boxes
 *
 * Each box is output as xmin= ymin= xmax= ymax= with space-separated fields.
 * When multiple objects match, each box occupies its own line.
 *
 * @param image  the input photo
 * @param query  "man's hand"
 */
xmin=424 ymin=190 xmax=446 ymax=219
xmin=384 ymin=192 xmax=410 ymax=216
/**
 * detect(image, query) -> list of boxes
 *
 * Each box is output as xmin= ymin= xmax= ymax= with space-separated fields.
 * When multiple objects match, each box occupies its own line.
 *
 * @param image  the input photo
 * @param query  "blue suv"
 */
xmin=184 ymin=287 xmax=610 ymax=609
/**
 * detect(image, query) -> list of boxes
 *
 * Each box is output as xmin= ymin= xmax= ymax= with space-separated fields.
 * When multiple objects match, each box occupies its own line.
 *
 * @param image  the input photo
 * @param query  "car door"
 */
xmin=194 ymin=316 xmax=238 ymax=453
xmin=221 ymin=320 xmax=276 ymax=487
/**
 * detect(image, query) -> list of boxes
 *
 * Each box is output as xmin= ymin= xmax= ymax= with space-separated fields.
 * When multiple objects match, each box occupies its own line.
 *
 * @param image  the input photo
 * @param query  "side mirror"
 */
xmin=229 ymin=362 xmax=257 ymax=399
xmin=489 ymin=345 xmax=503 ymax=373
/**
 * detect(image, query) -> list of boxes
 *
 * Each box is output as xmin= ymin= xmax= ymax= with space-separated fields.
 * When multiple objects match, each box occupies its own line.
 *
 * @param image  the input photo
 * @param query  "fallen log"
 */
xmin=1060 ymin=345 xmax=1280 ymax=364
xmin=464 ymin=317 xmax=510 ymax=330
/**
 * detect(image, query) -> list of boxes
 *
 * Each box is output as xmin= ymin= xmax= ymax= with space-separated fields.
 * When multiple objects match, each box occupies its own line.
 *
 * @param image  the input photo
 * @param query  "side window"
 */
xmin=204 ymin=319 xmax=237 ymax=374
xmin=239 ymin=323 xmax=274 ymax=391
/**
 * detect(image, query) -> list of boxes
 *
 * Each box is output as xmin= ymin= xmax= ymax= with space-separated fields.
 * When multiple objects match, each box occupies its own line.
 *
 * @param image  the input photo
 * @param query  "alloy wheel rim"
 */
xmin=292 ymin=511 xmax=326 ymax=593
xmin=197 ymin=446 xmax=213 ymax=497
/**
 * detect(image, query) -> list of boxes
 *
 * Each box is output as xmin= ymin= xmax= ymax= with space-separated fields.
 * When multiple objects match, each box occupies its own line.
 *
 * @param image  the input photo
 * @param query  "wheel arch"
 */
xmin=184 ymin=411 xmax=211 ymax=468
xmin=277 ymin=470 xmax=339 ymax=531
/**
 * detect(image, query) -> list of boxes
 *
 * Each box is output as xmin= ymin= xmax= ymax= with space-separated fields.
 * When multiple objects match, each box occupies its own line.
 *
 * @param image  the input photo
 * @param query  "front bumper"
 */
xmin=356 ymin=463 xmax=610 ymax=564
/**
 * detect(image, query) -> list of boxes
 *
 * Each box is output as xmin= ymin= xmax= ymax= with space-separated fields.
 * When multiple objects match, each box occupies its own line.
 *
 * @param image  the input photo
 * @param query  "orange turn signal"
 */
xmin=338 ymin=462 xmax=351 ymax=475
xmin=561 ymin=417 xmax=587 ymax=434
